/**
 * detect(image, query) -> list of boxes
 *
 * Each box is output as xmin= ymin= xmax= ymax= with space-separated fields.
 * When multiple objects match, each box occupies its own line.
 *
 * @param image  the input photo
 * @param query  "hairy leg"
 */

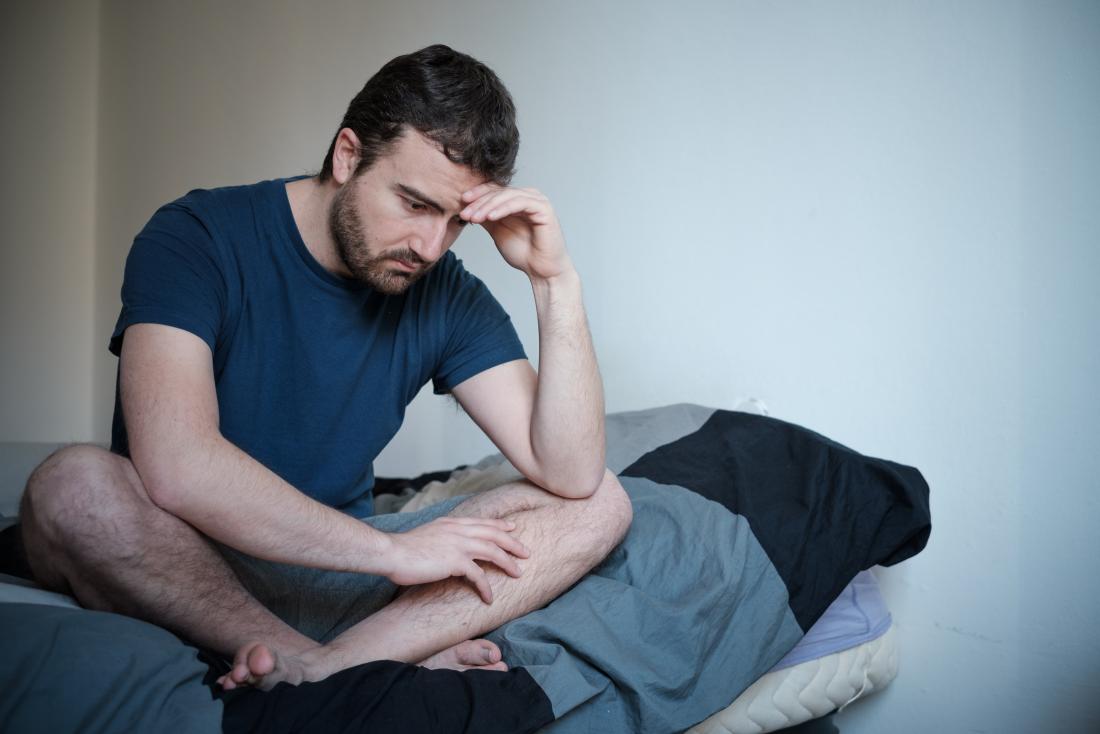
xmin=20 ymin=445 xmax=318 ymax=685
xmin=23 ymin=447 xmax=631 ymax=687
xmin=290 ymin=470 xmax=633 ymax=682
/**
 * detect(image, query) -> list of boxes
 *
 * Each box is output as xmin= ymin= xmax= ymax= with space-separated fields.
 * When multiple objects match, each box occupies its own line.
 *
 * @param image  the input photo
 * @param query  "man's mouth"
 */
xmin=390 ymin=258 xmax=419 ymax=272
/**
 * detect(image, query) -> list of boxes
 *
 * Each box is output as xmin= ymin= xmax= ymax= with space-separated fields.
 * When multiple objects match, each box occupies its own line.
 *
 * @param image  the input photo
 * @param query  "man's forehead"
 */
xmin=386 ymin=130 xmax=488 ymax=211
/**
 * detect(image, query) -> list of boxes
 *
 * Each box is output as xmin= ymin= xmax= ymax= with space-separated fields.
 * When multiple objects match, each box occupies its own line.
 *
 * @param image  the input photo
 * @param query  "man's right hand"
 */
xmin=380 ymin=517 xmax=530 ymax=603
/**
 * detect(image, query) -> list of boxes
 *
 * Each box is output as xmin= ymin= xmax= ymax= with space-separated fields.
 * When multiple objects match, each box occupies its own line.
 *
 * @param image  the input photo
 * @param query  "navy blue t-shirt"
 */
xmin=109 ymin=178 xmax=525 ymax=514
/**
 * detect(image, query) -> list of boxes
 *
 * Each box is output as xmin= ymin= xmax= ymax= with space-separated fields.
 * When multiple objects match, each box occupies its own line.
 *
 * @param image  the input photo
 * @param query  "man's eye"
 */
xmin=452 ymin=217 xmax=468 ymax=228
xmin=403 ymin=198 xmax=427 ymax=212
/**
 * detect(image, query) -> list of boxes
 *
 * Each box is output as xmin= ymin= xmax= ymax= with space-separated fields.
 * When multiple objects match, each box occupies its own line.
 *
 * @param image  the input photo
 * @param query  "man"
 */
xmin=19 ymin=45 xmax=632 ymax=690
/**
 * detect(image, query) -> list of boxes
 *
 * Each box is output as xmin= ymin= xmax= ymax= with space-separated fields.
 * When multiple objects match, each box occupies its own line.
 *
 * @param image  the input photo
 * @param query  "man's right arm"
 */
xmin=120 ymin=322 xmax=527 ymax=602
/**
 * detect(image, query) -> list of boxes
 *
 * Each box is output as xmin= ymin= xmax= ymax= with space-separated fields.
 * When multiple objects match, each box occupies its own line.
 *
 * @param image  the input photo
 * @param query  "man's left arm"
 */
xmin=451 ymin=185 xmax=606 ymax=499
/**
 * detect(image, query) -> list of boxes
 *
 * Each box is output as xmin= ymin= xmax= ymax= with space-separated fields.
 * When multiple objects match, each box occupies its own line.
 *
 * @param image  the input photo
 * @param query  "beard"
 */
xmin=328 ymin=183 xmax=432 ymax=294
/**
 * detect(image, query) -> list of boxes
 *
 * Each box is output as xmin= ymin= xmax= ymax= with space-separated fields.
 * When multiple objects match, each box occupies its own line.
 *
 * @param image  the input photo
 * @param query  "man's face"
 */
xmin=328 ymin=129 xmax=488 ymax=293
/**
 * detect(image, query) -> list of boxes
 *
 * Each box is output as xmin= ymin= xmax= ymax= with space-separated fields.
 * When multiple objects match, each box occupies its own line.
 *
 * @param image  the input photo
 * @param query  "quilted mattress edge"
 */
xmin=687 ymin=624 xmax=900 ymax=734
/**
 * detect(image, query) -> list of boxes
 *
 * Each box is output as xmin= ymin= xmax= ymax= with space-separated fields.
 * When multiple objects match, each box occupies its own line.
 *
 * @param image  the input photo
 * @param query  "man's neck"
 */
xmin=286 ymin=177 xmax=346 ymax=276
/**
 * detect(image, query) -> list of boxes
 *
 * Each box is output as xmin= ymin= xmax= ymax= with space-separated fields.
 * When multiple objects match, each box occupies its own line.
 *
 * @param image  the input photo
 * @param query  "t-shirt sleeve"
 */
xmin=108 ymin=201 xmax=228 ymax=356
xmin=431 ymin=259 xmax=527 ymax=394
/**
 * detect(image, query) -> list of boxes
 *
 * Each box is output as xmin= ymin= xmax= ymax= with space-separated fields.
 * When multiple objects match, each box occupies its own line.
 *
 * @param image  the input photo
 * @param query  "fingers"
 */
xmin=465 ymin=191 xmax=541 ymax=223
xmin=462 ymin=183 xmax=537 ymax=202
xmin=438 ymin=520 xmax=527 ymax=578
xmin=445 ymin=518 xmax=531 ymax=559
xmin=466 ymin=561 xmax=494 ymax=604
xmin=461 ymin=182 xmax=498 ymax=202
xmin=453 ymin=535 xmax=525 ymax=604
xmin=461 ymin=187 xmax=548 ymax=225
xmin=472 ymin=538 xmax=524 ymax=578
xmin=441 ymin=519 xmax=529 ymax=602
xmin=389 ymin=515 xmax=534 ymax=603
xmin=438 ymin=517 xmax=531 ymax=558
xmin=490 ymin=530 xmax=530 ymax=561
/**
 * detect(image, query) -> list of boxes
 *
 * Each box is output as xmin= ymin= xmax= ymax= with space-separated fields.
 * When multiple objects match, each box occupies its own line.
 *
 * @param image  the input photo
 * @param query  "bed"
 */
xmin=0 ymin=403 xmax=930 ymax=733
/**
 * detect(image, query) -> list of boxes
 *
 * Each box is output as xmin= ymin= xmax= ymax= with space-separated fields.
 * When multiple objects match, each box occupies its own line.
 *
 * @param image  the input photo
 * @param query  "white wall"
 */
xmin=9 ymin=1 xmax=1100 ymax=730
xmin=0 ymin=0 xmax=99 ymax=442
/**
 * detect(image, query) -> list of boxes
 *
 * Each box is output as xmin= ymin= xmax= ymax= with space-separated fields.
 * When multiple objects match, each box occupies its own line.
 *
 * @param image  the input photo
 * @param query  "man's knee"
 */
xmin=453 ymin=468 xmax=631 ymax=559
xmin=21 ymin=445 xmax=145 ymax=566
xmin=523 ymin=470 xmax=632 ymax=560
xmin=23 ymin=444 xmax=131 ymax=521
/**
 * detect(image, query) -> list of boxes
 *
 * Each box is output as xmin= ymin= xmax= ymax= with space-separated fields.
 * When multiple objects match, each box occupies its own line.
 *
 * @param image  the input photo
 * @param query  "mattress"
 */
xmin=691 ymin=628 xmax=898 ymax=734
xmin=690 ymin=571 xmax=898 ymax=734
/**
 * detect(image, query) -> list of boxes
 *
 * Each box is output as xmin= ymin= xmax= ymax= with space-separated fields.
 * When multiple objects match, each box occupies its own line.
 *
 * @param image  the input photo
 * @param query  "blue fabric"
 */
xmin=768 ymin=570 xmax=892 ymax=671
xmin=109 ymin=178 xmax=525 ymax=512
xmin=488 ymin=478 xmax=805 ymax=733
xmin=0 ymin=603 xmax=224 ymax=734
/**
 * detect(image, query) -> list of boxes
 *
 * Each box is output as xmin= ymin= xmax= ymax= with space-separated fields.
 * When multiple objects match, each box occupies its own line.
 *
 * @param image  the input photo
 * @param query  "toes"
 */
xmin=418 ymin=639 xmax=508 ymax=672
xmin=460 ymin=639 xmax=501 ymax=666
xmin=473 ymin=660 xmax=509 ymax=672
xmin=246 ymin=645 xmax=276 ymax=678
xmin=482 ymin=644 xmax=500 ymax=664
xmin=231 ymin=661 xmax=252 ymax=684
xmin=223 ymin=643 xmax=277 ymax=689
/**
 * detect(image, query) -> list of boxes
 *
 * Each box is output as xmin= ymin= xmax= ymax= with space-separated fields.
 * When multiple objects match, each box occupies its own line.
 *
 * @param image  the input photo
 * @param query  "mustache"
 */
xmin=382 ymin=248 xmax=428 ymax=268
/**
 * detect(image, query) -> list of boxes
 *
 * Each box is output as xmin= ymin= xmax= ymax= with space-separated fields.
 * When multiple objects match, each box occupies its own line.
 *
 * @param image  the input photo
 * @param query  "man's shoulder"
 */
xmin=137 ymin=177 xmax=296 ymax=255
xmin=160 ymin=177 xmax=287 ymax=222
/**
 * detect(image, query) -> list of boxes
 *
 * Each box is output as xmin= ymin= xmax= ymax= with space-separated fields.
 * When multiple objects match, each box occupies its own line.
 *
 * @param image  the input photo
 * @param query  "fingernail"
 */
xmin=483 ymin=649 xmax=493 ymax=663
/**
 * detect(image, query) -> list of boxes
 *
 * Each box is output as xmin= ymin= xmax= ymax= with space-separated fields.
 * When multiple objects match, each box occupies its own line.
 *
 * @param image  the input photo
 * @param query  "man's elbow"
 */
xmin=136 ymin=460 xmax=191 ymax=516
xmin=583 ymin=470 xmax=633 ymax=550
xmin=535 ymin=443 xmax=607 ymax=498
xmin=542 ymin=464 xmax=610 ymax=499
xmin=130 ymin=431 xmax=221 ymax=517
xmin=130 ymin=442 xmax=210 ymax=519
xmin=548 ymin=468 xmax=632 ymax=532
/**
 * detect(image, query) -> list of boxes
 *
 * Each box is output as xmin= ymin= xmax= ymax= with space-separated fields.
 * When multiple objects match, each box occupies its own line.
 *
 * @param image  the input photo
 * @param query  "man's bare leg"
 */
xmin=24 ymin=445 xmax=631 ymax=687
xmin=20 ymin=445 xmax=322 ymax=685
xmin=227 ymin=469 xmax=633 ymax=686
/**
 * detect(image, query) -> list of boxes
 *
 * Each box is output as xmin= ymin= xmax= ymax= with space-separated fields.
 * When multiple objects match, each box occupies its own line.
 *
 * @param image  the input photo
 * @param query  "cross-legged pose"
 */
xmin=19 ymin=45 xmax=632 ymax=690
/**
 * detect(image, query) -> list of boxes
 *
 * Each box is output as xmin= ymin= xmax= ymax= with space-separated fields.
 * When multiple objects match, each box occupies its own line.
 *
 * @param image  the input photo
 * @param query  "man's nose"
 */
xmin=409 ymin=219 xmax=449 ymax=263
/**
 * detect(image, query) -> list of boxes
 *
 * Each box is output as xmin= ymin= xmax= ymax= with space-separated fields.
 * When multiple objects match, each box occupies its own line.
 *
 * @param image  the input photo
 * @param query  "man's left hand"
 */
xmin=460 ymin=184 xmax=573 ymax=281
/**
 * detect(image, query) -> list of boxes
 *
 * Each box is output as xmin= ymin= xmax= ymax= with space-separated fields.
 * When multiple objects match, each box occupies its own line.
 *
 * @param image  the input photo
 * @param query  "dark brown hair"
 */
xmin=319 ymin=44 xmax=519 ymax=185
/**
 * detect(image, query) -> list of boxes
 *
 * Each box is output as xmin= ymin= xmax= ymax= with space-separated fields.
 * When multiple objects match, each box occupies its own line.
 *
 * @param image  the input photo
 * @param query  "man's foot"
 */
xmin=418 ymin=639 xmax=508 ymax=672
xmin=217 ymin=641 xmax=311 ymax=691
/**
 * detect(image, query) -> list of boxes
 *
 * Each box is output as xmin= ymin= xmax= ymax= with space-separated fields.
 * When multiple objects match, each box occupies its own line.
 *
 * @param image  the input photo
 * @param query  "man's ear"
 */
xmin=331 ymin=128 xmax=362 ymax=185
